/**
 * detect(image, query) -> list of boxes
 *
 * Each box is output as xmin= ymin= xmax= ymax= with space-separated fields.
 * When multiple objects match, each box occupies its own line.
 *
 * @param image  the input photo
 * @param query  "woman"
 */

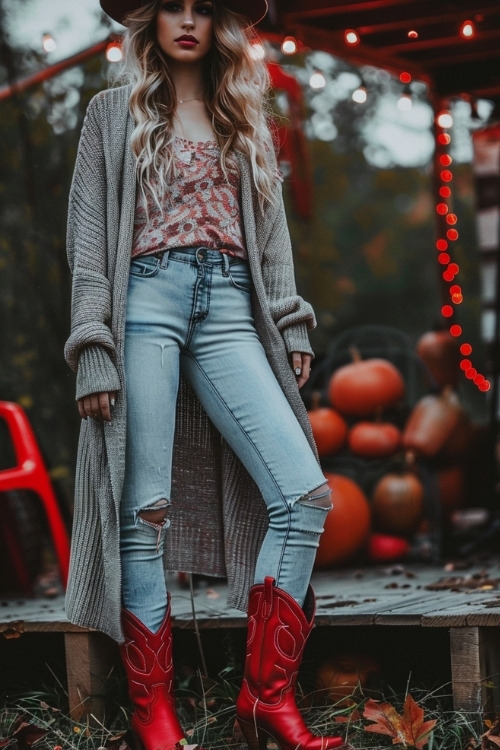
xmin=65 ymin=1 xmax=343 ymax=749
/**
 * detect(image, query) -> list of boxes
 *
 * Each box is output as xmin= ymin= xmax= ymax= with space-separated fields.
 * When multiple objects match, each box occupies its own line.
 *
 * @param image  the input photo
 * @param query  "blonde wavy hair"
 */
xmin=120 ymin=0 xmax=278 ymax=212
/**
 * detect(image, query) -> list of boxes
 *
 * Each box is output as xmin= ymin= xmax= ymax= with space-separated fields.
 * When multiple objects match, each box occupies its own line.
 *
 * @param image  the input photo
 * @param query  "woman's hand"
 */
xmin=78 ymin=391 xmax=117 ymax=422
xmin=291 ymin=352 xmax=312 ymax=389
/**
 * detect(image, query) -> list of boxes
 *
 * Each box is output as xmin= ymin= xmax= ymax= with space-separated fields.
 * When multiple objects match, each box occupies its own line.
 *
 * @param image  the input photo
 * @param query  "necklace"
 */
xmin=177 ymin=98 xmax=204 ymax=104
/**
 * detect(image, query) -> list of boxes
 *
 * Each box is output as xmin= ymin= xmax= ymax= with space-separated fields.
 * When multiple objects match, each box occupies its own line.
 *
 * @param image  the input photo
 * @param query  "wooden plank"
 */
xmin=64 ymin=631 xmax=118 ymax=722
xmin=374 ymin=591 xmax=462 ymax=625
xmin=0 ymin=595 xmax=80 ymax=630
xmin=423 ymin=593 xmax=500 ymax=627
xmin=2 ymin=564 xmax=500 ymax=632
xmin=449 ymin=627 xmax=484 ymax=713
xmin=317 ymin=593 xmax=430 ymax=625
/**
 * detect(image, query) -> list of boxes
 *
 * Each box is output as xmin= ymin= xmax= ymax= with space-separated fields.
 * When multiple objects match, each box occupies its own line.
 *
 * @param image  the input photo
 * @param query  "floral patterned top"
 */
xmin=132 ymin=136 xmax=247 ymax=260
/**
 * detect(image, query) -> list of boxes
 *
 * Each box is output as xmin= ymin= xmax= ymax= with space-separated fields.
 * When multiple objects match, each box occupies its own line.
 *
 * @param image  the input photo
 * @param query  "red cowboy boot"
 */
xmin=236 ymin=577 xmax=344 ymax=750
xmin=120 ymin=599 xmax=187 ymax=750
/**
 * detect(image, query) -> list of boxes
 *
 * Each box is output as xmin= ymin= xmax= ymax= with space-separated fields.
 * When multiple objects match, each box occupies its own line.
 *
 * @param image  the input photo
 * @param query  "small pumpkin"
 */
xmin=371 ymin=470 xmax=424 ymax=535
xmin=314 ymin=473 xmax=371 ymax=568
xmin=402 ymin=386 xmax=463 ymax=458
xmin=315 ymin=652 xmax=380 ymax=705
xmin=328 ymin=350 xmax=405 ymax=417
xmin=348 ymin=421 xmax=401 ymax=458
xmin=416 ymin=330 xmax=460 ymax=388
xmin=308 ymin=405 xmax=348 ymax=457
xmin=366 ymin=533 xmax=410 ymax=562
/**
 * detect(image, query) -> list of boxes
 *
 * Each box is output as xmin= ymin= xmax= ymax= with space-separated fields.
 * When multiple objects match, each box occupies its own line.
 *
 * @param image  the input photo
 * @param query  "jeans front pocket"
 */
xmin=130 ymin=255 xmax=161 ymax=278
xmin=228 ymin=260 xmax=253 ymax=293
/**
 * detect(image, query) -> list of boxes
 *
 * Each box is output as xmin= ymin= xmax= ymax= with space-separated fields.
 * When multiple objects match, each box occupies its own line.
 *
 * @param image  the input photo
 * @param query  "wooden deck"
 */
xmin=2 ymin=560 xmax=500 ymax=720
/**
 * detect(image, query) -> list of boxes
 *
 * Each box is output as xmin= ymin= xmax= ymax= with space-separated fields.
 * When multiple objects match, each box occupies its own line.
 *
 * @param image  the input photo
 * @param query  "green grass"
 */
xmin=0 ymin=669 xmax=487 ymax=750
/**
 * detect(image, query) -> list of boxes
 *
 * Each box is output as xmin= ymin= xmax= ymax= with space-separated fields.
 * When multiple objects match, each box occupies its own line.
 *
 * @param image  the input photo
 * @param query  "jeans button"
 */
xmin=197 ymin=248 xmax=206 ymax=262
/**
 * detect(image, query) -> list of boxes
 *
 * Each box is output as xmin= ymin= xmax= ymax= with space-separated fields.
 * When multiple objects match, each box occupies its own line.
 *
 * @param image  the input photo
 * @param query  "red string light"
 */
xmin=434 ymin=111 xmax=490 ymax=392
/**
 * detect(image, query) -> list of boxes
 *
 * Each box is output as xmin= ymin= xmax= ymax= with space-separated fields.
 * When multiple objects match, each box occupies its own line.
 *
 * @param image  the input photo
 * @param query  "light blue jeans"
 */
xmin=120 ymin=247 xmax=330 ymax=631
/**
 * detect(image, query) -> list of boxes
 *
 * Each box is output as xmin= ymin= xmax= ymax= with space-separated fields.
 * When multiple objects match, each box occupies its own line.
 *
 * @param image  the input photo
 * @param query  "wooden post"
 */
xmin=449 ymin=627 xmax=485 ymax=713
xmin=64 ymin=631 xmax=118 ymax=722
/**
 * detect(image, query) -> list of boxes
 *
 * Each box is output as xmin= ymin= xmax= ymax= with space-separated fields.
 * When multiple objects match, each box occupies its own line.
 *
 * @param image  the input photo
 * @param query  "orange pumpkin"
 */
xmin=315 ymin=473 xmax=371 ymax=568
xmin=315 ymin=652 xmax=380 ymax=705
xmin=371 ymin=471 xmax=424 ymax=535
xmin=328 ymin=356 xmax=405 ymax=417
xmin=348 ymin=421 xmax=401 ymax=458
xmin=308 ymin=407 xmax=348 ymax=457
xmin=402 ymin=386 xmax=463 ymax=458
xmin=416 ymin=330 xmax=460 ymax=388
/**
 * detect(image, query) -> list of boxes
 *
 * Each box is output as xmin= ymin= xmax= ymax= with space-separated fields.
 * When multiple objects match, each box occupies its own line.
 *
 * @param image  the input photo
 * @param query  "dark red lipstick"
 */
xmin=175 ymin=34 xmax=199 ymax=48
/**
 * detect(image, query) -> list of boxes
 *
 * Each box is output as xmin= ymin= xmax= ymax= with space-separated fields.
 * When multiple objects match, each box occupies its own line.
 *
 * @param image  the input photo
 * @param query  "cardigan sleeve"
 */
xmin=64 ymin=94 xmax=121 ymax=398
xmin=260 ymin=182 xmax=316 ymax=357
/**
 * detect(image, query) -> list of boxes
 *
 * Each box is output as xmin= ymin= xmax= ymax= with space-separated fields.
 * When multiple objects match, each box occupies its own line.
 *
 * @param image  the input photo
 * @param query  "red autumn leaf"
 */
xmin=334 ymin=708 xmax=364 ymax=724
xmin=11 ymin=721 xmax=49 ymax=749
xmin=363 ymin=695 xmax=437 ymax=749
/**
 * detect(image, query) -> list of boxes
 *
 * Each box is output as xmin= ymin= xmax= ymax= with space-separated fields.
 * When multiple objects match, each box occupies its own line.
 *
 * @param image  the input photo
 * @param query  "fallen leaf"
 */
xmin=482 ymin=718 xmax=500 ymax=750
xmin=334 ymin=709 xmax=363 ymax=724
xmin=8 ymin=720 xmax=48 ymax=749
xmin=106 ymin=731 xmax=132 ymax=750
xmin=363 ymin=695 xmax=437 ymax=749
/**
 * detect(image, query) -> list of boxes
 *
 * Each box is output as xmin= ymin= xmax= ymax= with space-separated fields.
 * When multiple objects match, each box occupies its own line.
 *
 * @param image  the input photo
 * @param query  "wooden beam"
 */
xmin=384 ymin=28 xmax=500 ymax=56
xmin=284 ymin=0 xmax=418 ymax=22
xmin=415 ymin=53 xmax=500 ymax=74
xmin=287 ymin=23 xmax=432 ymax=83
xmin=0 ymin=37 xmax=115 ymax=103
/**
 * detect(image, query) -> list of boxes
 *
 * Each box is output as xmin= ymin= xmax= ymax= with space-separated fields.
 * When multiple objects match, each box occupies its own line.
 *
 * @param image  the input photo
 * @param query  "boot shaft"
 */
xmin=243 ymin=577 xmax=315 ymax=704
xmin=120 ymin=601 xmax=181 ymax=727
xmin=119 ymin=600 xmax=186 ymax=750
xmin=120 ymin=603 xmax=176 ymax=694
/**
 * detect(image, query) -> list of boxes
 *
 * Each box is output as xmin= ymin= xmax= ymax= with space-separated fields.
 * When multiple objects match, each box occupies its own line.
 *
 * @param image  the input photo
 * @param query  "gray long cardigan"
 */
xmin=65 ymin=85 xmax=318 ymax=643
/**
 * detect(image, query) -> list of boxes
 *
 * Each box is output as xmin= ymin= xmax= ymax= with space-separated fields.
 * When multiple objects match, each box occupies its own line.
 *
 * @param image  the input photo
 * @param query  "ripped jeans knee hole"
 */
xmin=135 ymin=500 xmax=170 ymax=552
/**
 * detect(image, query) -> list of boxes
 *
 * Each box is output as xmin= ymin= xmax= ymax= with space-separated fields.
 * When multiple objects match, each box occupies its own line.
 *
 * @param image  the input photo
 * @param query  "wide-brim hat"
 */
xmin=100 ymin=0 xmax=268 ymax=27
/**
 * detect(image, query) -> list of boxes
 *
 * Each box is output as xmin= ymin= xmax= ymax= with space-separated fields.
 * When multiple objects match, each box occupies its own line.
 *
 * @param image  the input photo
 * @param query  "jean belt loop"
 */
xmin=222 ymin=252 xmax=230 ymax=277
xmin=159 ymin=250 xmax=170 ymax=269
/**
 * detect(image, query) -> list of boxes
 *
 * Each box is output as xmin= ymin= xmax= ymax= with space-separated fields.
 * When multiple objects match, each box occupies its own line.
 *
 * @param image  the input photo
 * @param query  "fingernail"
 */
xmin=111 ymin=398 xmax=115 ymax=407
xmin=295 ymin=367 xmax=302 ymax=376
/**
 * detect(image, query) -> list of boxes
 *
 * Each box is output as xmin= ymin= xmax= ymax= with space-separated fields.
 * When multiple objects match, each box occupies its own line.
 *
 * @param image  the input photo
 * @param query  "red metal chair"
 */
xmin=0 ymin=401 xmax=70 ymax=588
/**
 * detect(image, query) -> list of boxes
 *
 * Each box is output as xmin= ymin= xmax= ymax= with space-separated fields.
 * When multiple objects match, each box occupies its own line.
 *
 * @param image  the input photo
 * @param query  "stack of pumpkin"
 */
xmin=309 ymin=331 xmax=470 ymax=568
